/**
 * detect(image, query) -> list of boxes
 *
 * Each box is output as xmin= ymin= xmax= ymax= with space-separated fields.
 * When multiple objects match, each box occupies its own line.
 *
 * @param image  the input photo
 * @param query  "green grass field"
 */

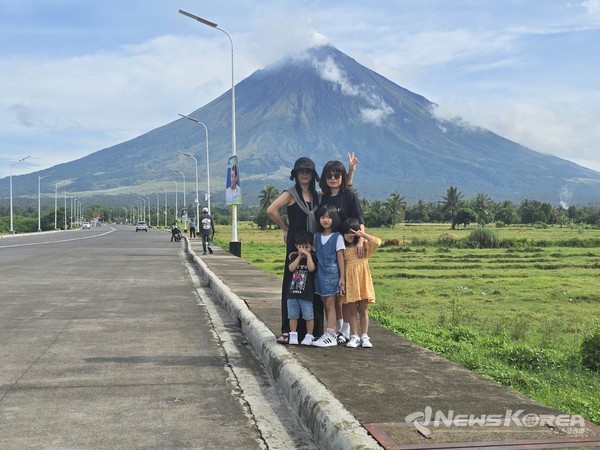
xmin=214 ymin=222 xmax=600 ymax=424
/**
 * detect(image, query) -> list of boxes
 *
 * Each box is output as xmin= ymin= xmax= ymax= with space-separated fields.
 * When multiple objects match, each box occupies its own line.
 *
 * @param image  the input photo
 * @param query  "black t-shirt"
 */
xmin=322 ymin=190 xmax=364 ymax=225
xmin=287 ymin=254 xmax=316 ymax=300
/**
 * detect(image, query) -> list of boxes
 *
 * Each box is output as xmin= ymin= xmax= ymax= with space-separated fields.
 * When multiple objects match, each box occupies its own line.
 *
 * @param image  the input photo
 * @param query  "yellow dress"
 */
xmin=342 ymin=237 xmax=381 ymax=304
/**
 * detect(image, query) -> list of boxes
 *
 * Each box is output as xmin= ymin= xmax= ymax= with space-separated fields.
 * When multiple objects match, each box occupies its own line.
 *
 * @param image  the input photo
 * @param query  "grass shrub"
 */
xmin=467 ymin=227 xmax=501 ymax=248
xmin=581 ymin=326 xmax=600 ymax=372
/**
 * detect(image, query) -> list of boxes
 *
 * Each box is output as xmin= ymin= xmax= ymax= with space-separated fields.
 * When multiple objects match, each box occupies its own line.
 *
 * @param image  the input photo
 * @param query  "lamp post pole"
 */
xmin=38 ymin=174 xmax=51 ymax=232
xmin=9 ymin=155 xmax=30 ymax=234
xmin=174 ymin=170 xmax=186 ymax=230
xmin=143 ymin=195 xmax=151 ymax=227
xmin=180 ymin=152 xmax=199 ymax=230
xmin=64 ymin=192 xmax=68 ymax=229
xmin=163 ymin=188 xmax=168 ymax=227
xmin=54 ymin=183 xmax=58 ymax=230
xmin=153 ymin=193 xmax=160 ymax=227
xmin=178 ymin=114 xmax=211 ymax=215
xmin=171 ymin=180 xmax=178 ymax=226
xmin=178 ymin=9 xmax=239 ymax=256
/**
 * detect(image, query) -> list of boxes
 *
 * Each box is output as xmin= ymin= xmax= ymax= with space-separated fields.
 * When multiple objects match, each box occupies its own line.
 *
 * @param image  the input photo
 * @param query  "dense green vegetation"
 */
xmin=214 ymin=221 xmax=600 ymax=425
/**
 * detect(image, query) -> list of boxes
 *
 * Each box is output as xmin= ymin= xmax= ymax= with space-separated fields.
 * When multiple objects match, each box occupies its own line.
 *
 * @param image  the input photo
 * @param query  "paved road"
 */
xmin=0 ymin=226 xmax=315 ymax=449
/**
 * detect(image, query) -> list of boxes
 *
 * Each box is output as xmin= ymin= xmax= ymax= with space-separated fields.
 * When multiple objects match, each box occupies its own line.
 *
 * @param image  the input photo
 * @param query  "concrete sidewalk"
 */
xmin=185 ymin=238 xmax=600 ymax=449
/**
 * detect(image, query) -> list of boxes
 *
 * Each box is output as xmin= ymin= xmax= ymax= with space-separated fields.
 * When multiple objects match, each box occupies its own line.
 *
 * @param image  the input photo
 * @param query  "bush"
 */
xmin=467 ymin=227 xmax=501 ymax=248
xmin=437 ymin=233 xmax=459 ymax=248
xmin=581 ymin=327 xmax=600 ymax=372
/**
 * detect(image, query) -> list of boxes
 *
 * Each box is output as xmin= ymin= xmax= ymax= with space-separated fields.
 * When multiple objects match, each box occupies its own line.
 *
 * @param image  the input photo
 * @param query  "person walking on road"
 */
xmin=199 ymin=207 xmax=215 ymax=255
xmin=189 ymin=218 xmax=196 ymax=239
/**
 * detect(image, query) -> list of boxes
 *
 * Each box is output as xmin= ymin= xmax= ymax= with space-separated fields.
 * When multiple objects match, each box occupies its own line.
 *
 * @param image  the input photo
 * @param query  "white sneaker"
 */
xmin=289 ymin=332 xmax=299 ymax=345
xmin=312 ymin=332 xmax=337 ymax=347
xmin=301 ymin=334 xmax=314 ymax=346
xmin=346 ymin=335 xmax=360 ymax=348
xmin=360 ymin=335 xmax=372 ymax=348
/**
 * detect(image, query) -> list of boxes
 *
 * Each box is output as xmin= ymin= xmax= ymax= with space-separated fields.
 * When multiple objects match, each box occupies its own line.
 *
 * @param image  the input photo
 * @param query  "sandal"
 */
xmin=276 ymin=333 xmax=289 ymax=344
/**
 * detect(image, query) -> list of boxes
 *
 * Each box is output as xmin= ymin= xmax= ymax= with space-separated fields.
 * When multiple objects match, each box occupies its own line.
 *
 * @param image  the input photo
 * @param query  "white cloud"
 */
xmin=312 ymin=55 xmax=394 ymax=125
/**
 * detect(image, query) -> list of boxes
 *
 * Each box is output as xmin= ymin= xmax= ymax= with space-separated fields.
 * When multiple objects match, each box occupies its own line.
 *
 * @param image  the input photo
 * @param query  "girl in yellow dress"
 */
xmin=341 ymin=218 xmax=381 ymax=348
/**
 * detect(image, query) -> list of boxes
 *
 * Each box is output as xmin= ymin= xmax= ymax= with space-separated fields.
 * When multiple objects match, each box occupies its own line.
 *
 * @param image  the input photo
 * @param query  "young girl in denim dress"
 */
xmin=312 ymin=204 xmax=346 ymax=347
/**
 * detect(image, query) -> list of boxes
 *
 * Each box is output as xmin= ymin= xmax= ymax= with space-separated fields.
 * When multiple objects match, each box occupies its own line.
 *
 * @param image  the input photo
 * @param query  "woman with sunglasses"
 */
xmin=268 ymin=157 xmax=323 ymax=344
xmin=319 ymin=157 xmax=365 ymax=345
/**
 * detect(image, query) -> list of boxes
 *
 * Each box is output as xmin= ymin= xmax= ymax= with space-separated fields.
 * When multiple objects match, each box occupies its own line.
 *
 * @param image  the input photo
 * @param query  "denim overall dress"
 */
xmin=314 ymin=232 xmax=341 ymax=296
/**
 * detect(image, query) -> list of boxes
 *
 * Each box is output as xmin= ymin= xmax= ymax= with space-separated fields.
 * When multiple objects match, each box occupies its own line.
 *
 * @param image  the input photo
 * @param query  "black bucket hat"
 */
xmin=290 ymin=157 xmax=320 ymax=181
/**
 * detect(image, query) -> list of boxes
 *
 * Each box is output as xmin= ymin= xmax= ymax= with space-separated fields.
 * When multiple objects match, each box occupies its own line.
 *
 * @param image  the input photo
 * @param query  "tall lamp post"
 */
xmin=153 ymin=193 xmax=160 ymax=227
xmin=178 ymin=9 xmax=240 ymax=256
xmin=178 ymin=114 xmax=211 ymax=215
xmin=180 ymin=152 xmax=199 ymax=230
xmin=37 ymin=173 xmax=51 ymax=232
xmin=9 ymin=155 xmax=31 ymax=233
xmin=174 ymin=170 xmax=186 ymax=231
xmin=170 ymin=179 xmax=178 ymax=226
xmin=54 ymin=183 xmax=59 ymax=230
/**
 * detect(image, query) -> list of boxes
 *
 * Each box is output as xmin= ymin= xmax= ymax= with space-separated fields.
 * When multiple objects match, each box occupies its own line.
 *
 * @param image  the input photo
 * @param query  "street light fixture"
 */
xmin=179 ymin=114 xmax=211 ymax=215
xmin=178 ymin=9 xmax=240 ymax=256
xmin=9 ymin=155 xmax=31 ymax=233
xmin=180 ymin=152 xmax=199 ymax=230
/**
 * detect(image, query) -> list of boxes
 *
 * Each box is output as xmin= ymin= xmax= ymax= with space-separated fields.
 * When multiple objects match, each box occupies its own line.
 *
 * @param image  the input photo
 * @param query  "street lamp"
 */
xmin=9 ymin=155 xmax=31 ymax=233
xmin=179 ymin=114 xmax=211 ymax=215
xmin=171 ymin=179 xmax=178 ymax=227
xmin=143 ymin=195 xmax=151 ymax=227
xmin=54 ymin=183 xmax=59 ymax=230
xmin=153 ymin=192 xmax=160 ymax=227
xmin=163 ymin=188 xmax=168 ymax=228
xmin=37 ymin=173 xmax=51 ymax=232
xmin=174 ymin=170 xmax=186 ymax=230
xmin=64 ymin=192 xmax=68 ymax=229
xmin=180 ymin=152 xmax=199 ymax=230
xmin=178 ymin=9 xmax=240 ymax=256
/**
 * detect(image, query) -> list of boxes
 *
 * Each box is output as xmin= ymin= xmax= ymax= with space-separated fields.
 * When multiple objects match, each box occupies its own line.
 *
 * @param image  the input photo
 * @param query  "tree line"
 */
xmin=254 ymin=184 xmax=600 ymax=230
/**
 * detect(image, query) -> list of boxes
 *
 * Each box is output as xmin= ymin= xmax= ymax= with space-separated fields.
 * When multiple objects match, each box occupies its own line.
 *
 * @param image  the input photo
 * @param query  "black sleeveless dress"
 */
xmin=280 ymin=200 xmax=324 ymax=338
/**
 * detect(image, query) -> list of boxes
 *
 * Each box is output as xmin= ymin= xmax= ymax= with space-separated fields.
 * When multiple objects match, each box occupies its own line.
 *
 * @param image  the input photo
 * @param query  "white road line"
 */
xmin=0 ymin=227 xmax=116 ymax=249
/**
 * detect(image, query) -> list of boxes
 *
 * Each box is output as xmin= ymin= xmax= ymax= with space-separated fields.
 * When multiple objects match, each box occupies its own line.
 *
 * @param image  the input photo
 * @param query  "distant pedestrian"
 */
xmin=312 ymin=204 xmax=345 ymax=348
xmin=286 ymin=231 xmax=317 ymax=346
xmin=199 ymin=208 xmax=215 ymax=255
xmin=340 ymin=218 xmax=380 ymax=348
xmin=189 ymin=218 xmax=196 ymax=239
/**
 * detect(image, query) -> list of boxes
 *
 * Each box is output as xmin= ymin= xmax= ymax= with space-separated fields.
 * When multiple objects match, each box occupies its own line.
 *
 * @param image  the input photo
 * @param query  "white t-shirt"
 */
xmin=319 ymin=233 xmax=346 ymax=252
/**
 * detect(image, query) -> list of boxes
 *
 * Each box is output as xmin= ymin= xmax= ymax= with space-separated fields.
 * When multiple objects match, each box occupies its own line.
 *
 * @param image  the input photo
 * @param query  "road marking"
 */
xmin=0 ymin=227 xmax=116 ymax=249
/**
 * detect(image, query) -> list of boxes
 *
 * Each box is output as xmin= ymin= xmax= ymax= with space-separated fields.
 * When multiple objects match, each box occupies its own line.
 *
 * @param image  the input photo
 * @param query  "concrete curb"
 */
xmin=185 ymin=240 xmax=381 ymax=450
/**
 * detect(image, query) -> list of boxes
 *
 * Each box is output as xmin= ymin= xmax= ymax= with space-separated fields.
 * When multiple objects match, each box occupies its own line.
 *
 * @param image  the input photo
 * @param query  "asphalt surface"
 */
xmin=186 ymin=237 xmax=600 ymax=449
xmin=0 ymin=226 xmax=316 ymax=449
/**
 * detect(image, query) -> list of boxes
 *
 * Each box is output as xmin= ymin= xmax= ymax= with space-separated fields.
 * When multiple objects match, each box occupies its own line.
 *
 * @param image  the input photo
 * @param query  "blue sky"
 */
xmin=1 ymin=0 xmax=599 ymax=179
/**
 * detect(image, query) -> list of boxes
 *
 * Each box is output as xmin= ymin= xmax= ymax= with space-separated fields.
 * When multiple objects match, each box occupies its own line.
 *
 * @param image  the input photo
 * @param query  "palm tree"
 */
xmin=471 ymin=192 xmax=494 ymax=226
xmin=386 ymin=192 xmax=406 ymax=226
xmin=258 ymin=185 xmax=279 ymax=211
xmin=441 ymin=186 xmax=463 ymax=228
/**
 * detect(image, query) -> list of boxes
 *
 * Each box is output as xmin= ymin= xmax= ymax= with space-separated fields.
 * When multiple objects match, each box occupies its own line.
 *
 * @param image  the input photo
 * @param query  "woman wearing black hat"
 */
xmin=268 ymin=157 xmax=322 ymax=343
xmin=267 ymin=154 xmax=358 ymax=343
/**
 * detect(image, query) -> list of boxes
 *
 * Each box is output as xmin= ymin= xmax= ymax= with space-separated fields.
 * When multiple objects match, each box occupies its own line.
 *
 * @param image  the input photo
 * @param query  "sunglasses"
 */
xmin=297 ymin=168 xmax=313 ymax=175
xmin=325 ymin=172 xmax=342 ymax=180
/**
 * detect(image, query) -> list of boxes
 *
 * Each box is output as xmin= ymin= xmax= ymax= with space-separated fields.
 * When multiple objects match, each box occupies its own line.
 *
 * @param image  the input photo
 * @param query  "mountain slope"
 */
xmin=5 ymin=44 xmax=600 ymax=206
